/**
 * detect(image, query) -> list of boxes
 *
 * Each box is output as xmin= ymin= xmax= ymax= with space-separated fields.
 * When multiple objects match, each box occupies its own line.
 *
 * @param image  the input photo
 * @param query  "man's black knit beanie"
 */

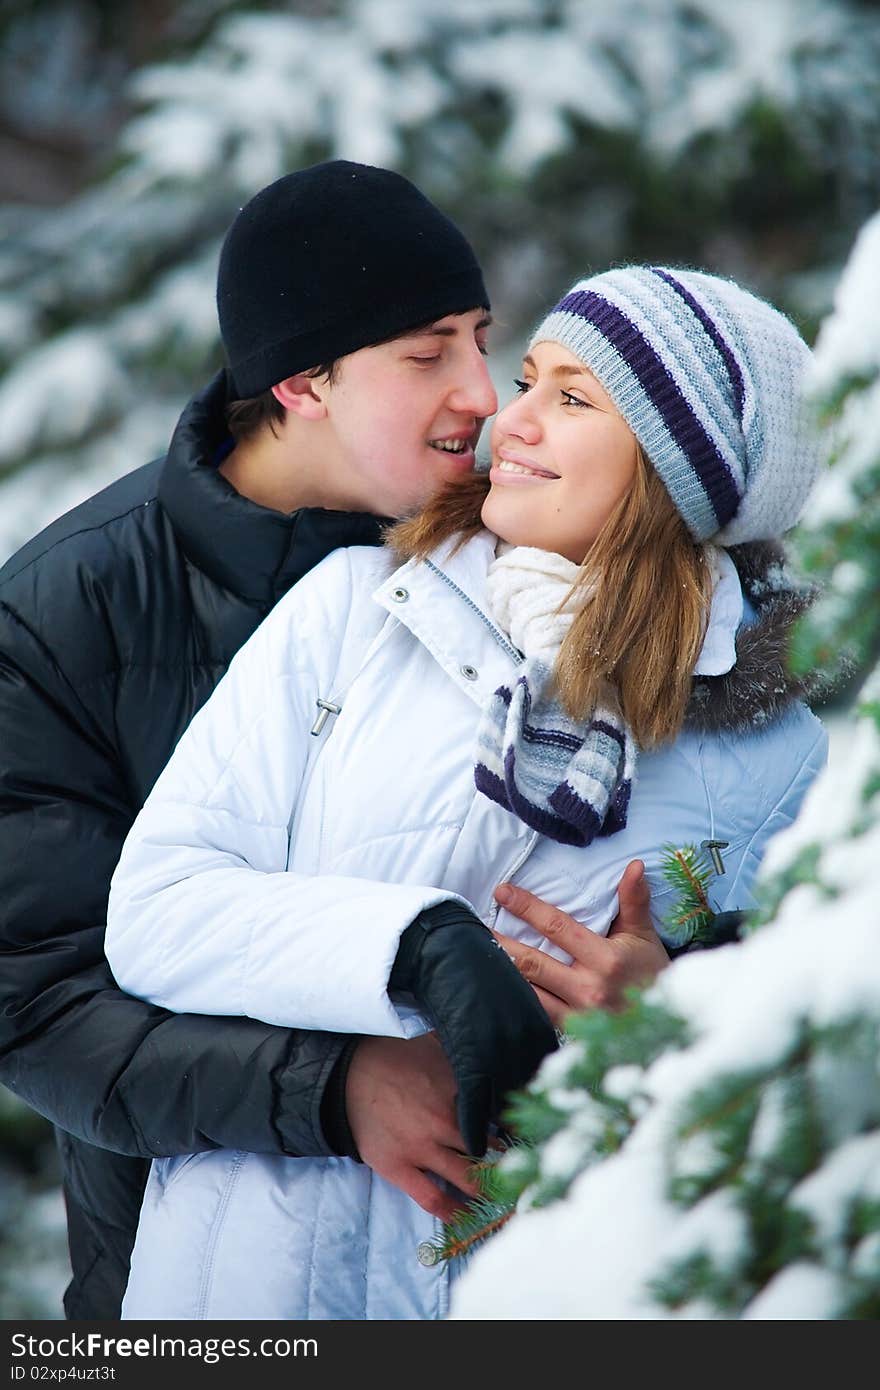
xmin=217 ymin=160 xmax=490 ymax=398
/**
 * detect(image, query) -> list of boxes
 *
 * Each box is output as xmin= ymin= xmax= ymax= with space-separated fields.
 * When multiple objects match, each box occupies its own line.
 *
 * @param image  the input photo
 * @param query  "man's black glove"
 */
xmin=390 ymin=900 xmax=558 ymax=1157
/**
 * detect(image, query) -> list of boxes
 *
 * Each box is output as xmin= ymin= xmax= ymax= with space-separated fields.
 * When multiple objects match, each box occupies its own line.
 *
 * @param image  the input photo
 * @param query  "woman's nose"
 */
xmin=495 ymin=392 xmax=541 ymax=443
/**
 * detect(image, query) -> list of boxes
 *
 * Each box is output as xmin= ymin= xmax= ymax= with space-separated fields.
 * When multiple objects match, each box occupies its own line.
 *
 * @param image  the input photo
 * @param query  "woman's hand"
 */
xmin=491 ymin=860 xmax=668 ymax=1026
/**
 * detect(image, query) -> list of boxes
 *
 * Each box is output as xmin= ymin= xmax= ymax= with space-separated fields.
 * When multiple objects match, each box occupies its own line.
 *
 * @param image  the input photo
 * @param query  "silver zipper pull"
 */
xmin=701 ymin=839 xmax=729 ymax=875
xmin=310 ymin=698 xmax=341 ymax=737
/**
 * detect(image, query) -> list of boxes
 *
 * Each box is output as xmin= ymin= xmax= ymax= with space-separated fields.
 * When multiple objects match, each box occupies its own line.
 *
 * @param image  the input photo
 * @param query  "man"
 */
xmin=0 ymin=161 xmax=667 ymax=1319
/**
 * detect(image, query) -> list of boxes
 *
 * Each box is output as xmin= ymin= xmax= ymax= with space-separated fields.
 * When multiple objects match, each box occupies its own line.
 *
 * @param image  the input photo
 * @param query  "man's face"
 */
xmin=314 ymin=308 xmax=497 ymax=516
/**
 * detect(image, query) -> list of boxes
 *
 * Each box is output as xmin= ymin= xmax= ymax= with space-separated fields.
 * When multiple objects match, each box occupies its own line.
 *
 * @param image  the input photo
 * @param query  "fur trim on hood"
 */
xmin=686 ymin=541 xmax=832 ymax=735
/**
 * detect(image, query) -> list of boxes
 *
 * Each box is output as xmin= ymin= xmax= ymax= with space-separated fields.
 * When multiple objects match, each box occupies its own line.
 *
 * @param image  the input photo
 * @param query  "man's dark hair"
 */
xmin=225 ymin=362 xmax=339 ymax=443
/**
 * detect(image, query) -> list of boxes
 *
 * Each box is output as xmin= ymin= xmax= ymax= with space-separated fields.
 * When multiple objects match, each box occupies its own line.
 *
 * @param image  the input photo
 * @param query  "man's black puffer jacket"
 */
xmin=0 ymin=371 xmax=386 ymax=1319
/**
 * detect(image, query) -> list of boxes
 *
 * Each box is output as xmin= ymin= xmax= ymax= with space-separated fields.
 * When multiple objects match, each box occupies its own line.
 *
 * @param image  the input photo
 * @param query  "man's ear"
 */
xmin=271 ymin=374 xmax=329 ymax=421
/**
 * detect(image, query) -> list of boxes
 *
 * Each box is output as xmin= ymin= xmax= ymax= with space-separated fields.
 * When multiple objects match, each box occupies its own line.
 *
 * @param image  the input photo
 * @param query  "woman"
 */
xmin=106 ymin=265 xmax=827 ymax=1319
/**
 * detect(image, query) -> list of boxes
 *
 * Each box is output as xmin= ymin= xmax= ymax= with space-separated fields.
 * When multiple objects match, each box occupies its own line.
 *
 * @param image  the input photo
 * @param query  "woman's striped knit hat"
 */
xmin=530 ymin=266 xmax=820 ymax=544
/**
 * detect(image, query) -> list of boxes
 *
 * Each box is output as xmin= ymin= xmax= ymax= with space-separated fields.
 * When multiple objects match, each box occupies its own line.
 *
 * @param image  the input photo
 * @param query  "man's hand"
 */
xmin=345 ymin=1032 xmax=482 ymax=1223
xmin=492 ymin=860 xmax=668 ymax=1026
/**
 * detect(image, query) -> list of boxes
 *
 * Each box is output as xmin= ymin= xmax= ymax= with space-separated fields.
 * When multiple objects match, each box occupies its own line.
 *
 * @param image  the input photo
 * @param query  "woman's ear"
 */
xmin=271 ymin=374 xmax=329 ymax=421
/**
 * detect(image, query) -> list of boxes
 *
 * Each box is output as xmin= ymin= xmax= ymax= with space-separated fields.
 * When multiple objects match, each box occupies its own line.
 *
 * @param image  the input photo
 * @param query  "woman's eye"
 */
xmin=561 ymin=389 xmax=591 ymax=408
xmin=409 ymin=354 xmax=441 ymax=364
xmin=513 ymin=378 xmax=530 ymax=394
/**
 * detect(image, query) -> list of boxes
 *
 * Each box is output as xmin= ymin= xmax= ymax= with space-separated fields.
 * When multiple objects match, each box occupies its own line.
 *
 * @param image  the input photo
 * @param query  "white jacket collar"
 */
xmin=421 ymin=529 xmax=499 ymax=608
xmin=373 ymin=530 xmax=516 ymax=708
xmin=374 ymin=529 xmax=744 ymax=695
xmin=695 ymin=547 xmax=743 ymax=677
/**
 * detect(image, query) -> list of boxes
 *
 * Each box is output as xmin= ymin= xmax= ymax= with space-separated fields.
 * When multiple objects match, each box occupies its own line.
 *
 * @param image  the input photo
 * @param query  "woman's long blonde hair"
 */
xmin=386 ymin=450 xmax=712 ymax=749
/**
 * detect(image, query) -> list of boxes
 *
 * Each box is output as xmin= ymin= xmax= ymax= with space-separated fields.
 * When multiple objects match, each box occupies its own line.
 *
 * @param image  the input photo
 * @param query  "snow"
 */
xmin=0 ymin=330 xmax=128 ymax=465
xmin=0 ymin=293 xmax=37 ymax=356
xmin=527 ymin=1036 xmax=582 ymax=1089
xmin=800 ymin=210 xmax=880 ymax=531
xmin=0 ymin=397 xmax=180 ymax=565
xmin=809 ymin=211 xmax=880 ymax=394
xmin=453 ymin=887 xmax=880 ymax=1316
xmin=759 ymin=711 xmax=878 ymax=874
xmin=801 ymin=382 xmax=880 ymax=525
xmin=452 ymin=29 xmax=630 ymax=171
xmin=124 ymin=106 xmax=225 ymax=182
xmin=746 ymin=1077 xmax=791 ymax=1162
xmin=546 ymin=1085 xmax=590 ymax=1115
xmin=115 ymin=252 xmax=219 ymax=357
xmin=538 ymin=1124 xmax=593 ymax=1183
xmin=742 ymin=1263 xmax=843 ymax=1319
xmin=603 ymin=1064 xmax=646 ymax=1104
xmin=830 ymin=560 xmax=866 ymax=596
xmin=862 ymin=666 xmax=880 ymax=705
xmin=451 ymin=1143 xmax=676 ymax=1320
xmin=790 ymin=1133 xmax=880 ymax=1253
xmin=851 ymin=1232 xmax=880 ymax=1279
xmin=822 ymin=822 xmax=880 ymax=894
xmin=659 ymin=1188 xmax=748 ymax=1274
xmin=671 ymin=1130 xmax=728 ymax=1184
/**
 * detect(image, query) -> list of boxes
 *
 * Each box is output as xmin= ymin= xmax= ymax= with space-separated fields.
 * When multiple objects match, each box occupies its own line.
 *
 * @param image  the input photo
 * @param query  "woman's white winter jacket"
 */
xmin=106 ymin=530 xmax=827 ymax=1320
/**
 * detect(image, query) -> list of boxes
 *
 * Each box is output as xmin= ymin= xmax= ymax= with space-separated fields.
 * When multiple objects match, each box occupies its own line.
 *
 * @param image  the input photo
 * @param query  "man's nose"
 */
xmin=449 ymin=356 xmax=498 ymax=419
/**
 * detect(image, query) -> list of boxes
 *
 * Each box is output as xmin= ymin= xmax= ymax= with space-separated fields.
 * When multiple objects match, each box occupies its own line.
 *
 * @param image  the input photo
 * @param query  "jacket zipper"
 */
xmin=422 ymin=559 xmax=538 ymax=924
xmin=423 ymin=559 xmax=524 ymax=665
xmin=486 ymin=830 xmax=540 ymax=927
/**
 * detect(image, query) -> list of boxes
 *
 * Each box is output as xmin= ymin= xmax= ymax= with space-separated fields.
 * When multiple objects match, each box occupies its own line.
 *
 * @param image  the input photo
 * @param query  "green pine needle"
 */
xmin=427 ymin=1144 xmax=529 ymax=1265
xmin=423 ymin=1193 xmax=517 ymax=1265
xmin=660 ymin=843 xmax=717 ymax=947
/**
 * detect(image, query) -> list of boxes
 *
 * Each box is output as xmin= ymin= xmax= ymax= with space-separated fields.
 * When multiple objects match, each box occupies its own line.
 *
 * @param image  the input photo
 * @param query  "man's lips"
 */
xmin=428 ymin=427 xmax=479 ymax=461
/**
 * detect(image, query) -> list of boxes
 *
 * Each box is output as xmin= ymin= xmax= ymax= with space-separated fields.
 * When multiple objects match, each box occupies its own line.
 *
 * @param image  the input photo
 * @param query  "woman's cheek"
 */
xmin=481 ymin=488 xmax=507 ymax=539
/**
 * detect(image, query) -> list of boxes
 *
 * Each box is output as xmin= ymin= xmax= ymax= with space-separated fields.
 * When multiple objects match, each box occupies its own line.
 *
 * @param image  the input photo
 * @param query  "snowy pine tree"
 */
xmin=790 ymin=215 xmax=880 ymax=693
xmin=450 ymin=211 xmax=880 ymax=1321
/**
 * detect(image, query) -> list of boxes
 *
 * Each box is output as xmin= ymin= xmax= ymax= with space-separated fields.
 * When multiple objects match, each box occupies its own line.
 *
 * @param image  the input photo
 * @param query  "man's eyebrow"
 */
xmin=398 ymin=312 xmax=493 ymax=340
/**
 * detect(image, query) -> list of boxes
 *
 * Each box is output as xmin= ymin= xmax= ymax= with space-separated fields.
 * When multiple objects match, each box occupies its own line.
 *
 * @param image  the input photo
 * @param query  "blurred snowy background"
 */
xmin=1 ymin=0 xmax=878 ymax=1318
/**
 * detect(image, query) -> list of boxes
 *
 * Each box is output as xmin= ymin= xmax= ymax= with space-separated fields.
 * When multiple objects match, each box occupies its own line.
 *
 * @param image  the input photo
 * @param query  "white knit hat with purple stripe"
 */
xmin=530 ymin=266 xmax=821 ymax=544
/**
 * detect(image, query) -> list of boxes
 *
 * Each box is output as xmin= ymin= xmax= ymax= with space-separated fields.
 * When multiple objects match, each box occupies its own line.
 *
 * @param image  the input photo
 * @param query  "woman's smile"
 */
xmin=490 ymin=449 xmax=560 ymax=483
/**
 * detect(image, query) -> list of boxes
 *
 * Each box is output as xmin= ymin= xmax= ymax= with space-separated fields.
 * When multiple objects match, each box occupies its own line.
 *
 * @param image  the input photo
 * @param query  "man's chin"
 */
xmin=432 ymin=444 xmax=476 ymax=476
xmin=390 ymin=457 xmax=483 ymax=519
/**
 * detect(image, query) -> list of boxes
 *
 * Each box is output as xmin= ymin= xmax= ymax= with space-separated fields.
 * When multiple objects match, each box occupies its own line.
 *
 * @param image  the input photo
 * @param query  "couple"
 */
xmin=0 ymin=161 xmax=826 ymax=1321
